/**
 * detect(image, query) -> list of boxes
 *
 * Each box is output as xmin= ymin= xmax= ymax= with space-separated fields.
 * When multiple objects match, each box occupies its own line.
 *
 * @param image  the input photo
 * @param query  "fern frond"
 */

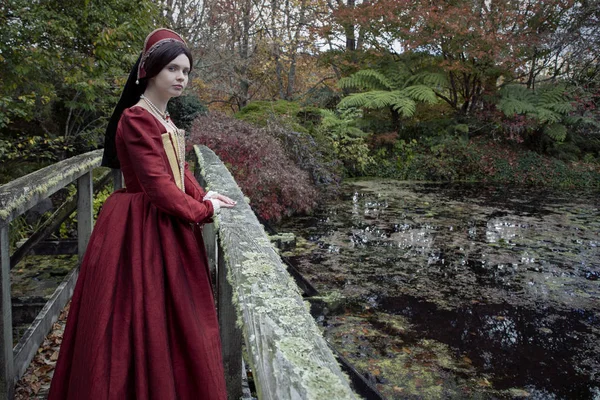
xmin=535 ymin=107 xmax=562 ymax=124
xmin=337 ymin=94 xmax=368 ymax=109
xmin=400 ymin=85 xmax=438 ymax=104
xmin=545 ymin=102 xmax=573 ymax=114
xmin=381 ymin=65 xmax=412 ymax=89
xmin=564 ymin=115 xmax=600 ymax=128
xmin=543 ymin=123 xmax=567 ymax=142
xmin=338 ymin=70 xmax=394 ymax=91
xmin=365 ymin=91 xmax=399 ymax=109
xmin=498 ymin=98 xmax=537 ymax=116
xmin=319 ymin=109 xmax=338 ymax=124
xmin=538 ymin=85 xmax=567 ymax=105
xmin=410 ymin=72 xmax=449 ymax=88
xmin=338 ymin=91 xmax=418 ymax=117
xmin=346 ymin=126 xmax=370 ymax=138
xmin=391 ymin=97 xmax=417 ymax=117
xmin=338 ymin=91 xmax=393 ymax=109
xmin=499 ymin=84 xmax=536 ymax=102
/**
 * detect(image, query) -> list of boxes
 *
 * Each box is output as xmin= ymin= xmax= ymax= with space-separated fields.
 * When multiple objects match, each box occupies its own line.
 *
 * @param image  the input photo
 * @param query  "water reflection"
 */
xmin=281 ymin=180 xmax=600 ymax=399
xmin=377 ymin=295 xmax=598 ymax=399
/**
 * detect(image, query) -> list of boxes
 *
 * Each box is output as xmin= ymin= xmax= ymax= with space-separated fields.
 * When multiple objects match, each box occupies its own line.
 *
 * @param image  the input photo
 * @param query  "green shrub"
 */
xmin=235 ymin=100 xmax=303 ymax=129
xmin=316 ymin=108 xmax=373 ymax=176
xmin=168 ymin=95 xmax=207 ymax=131
xmin=263 ymin=115 xmax=342 ymax=191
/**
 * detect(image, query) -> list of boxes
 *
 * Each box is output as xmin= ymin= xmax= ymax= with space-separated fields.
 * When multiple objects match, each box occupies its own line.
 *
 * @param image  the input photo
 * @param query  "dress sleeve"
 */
xmin=184 ymin=162 xmax=208 ymax=202
xmin=118 ymin=110 xmax=214 ymax=224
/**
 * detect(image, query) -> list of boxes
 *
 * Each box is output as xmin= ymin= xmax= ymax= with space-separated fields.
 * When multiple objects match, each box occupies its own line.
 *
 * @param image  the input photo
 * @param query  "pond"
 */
xmin=279 ymin=180 xmax=600 ymax=400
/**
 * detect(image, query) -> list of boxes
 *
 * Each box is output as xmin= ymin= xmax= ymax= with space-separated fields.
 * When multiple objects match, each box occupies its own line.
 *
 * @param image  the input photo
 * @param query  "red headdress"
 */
xmin=137 ymin=28 xmax=186 ymax=83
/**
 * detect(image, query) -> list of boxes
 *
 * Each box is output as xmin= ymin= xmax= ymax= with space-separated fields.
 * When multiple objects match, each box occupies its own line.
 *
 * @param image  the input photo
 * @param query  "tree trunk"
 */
xmin=527 ymin=47 xmax=537 ymax=89
xmin=390 ymin=107 xmax=400 ymax=133
xmin=271 ymin=0 xmax=285 ymax=99
xmin=286 ymin=0 xmax=308 ymax=99
xmin=237 ymin=0 xmax=252 ymax=110
xmin=344 ymin=0 xmax=356 ymax=51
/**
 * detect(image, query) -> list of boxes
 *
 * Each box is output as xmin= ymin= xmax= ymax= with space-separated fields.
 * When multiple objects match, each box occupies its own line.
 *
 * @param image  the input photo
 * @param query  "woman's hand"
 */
xmin=214 ymin=193 xmax=236 ymax=207
xmin=214 ymin=198 xmax=235 ymax=209
xmin=204 ymin=191 xmax=236 ymax=210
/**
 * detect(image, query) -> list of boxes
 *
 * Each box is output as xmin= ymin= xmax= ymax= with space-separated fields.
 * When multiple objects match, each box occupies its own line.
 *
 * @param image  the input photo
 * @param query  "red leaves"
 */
xmin=327 ymin=0 xmax=573 ymax=112
xmin=190 ymin=113 xmax=318 ymax=221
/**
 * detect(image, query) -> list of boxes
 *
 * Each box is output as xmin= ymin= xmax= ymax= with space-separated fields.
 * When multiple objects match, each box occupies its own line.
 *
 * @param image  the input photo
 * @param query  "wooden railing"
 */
xmin=0 ymin=150 xmax=119 ymax=399
xmin=194 ymin=145 xmax=357 ymax=400
xmin=0 ymin=147 xmax=358 ymax=399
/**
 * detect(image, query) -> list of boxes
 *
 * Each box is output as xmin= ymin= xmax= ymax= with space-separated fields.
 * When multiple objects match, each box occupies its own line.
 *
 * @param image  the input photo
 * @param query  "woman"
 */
xmin=48 ymin=28 xmax=234 ymax=399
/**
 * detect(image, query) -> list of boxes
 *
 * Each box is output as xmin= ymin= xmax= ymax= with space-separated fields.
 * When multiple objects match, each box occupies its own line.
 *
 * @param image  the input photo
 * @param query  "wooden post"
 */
xmin=217 ymin=242 xmax=243 ymax=400
xmin=77 ymin=170 xmax=93 ymax=261
xmin=202 ymin=223 xmax=217 ymax=275
xmin=0 ymin=224 xmax=14 ymax=399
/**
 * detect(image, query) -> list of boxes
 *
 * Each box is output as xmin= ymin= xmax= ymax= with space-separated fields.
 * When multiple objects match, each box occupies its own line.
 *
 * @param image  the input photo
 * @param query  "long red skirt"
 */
xmin=48 ymin=190 xmax=227 ymax=399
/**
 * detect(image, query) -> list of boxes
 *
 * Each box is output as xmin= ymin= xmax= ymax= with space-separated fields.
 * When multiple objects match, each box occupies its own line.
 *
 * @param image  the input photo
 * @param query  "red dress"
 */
xmin=48 ymin=107 xmax=227 ymax=400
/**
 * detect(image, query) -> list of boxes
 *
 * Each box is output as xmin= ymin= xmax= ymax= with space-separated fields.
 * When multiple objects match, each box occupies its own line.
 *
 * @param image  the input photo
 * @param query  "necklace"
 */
xmin=140 ymin=94 xmax=171 ymax=121
xmin=140 ymin=94 xmax=186 ymax=192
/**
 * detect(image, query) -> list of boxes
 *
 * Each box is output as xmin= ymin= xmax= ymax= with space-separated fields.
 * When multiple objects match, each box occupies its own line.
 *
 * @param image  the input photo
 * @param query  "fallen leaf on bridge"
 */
xmin=14 ymin=302 xmax=70 ymax=400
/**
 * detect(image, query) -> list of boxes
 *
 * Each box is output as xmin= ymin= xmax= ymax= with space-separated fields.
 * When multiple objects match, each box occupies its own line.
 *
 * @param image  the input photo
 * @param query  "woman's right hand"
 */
xmin=215 ymin=199 xmax=235 ymax=209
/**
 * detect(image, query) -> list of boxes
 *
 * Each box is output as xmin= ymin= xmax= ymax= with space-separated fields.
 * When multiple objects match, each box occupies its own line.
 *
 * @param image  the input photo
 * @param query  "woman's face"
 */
xmin=149 ymin=53 xmax=190 ymax=99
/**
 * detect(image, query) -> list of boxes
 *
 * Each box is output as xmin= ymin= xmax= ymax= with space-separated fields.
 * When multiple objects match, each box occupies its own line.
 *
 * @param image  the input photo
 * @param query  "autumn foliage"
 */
xmin=189 ymin=113 xmax=318 ymax=221
xmin=331 ymin=0 xmax=575 ymax=113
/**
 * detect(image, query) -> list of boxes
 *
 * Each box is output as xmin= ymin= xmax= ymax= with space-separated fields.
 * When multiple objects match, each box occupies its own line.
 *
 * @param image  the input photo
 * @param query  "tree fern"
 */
xmin=337 ymin=65 xmax=440 ymax=120
xmin=498 ymin=84 xmax=575 ymax=143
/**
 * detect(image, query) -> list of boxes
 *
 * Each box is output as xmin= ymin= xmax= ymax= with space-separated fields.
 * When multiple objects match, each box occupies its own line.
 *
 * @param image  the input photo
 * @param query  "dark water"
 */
xmin=280 ymin=180 xmax=600 ymax=399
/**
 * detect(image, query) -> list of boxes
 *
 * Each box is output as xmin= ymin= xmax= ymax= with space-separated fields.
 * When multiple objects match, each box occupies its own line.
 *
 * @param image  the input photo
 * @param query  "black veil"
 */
xmin=101 ymin=55 xmax=147 ymax=168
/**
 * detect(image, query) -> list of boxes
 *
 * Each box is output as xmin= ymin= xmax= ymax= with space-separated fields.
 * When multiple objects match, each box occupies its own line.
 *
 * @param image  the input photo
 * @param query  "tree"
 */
xmin=497 ymin=83 xmax=598 ymax=146
xmin=169 ymin=0 xmax=331 ymax=110
xmin=330 ymin=0 xmax=575 ymax=114
xmin=337 ymin=57 xmax=441 ymax=132
xmin=0 ymin=0 xmax=159 ymax=153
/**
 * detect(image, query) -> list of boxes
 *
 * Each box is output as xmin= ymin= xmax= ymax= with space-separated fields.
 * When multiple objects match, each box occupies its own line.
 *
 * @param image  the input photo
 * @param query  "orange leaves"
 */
xmin=477 ymin=377 xmax=492 ymax=387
